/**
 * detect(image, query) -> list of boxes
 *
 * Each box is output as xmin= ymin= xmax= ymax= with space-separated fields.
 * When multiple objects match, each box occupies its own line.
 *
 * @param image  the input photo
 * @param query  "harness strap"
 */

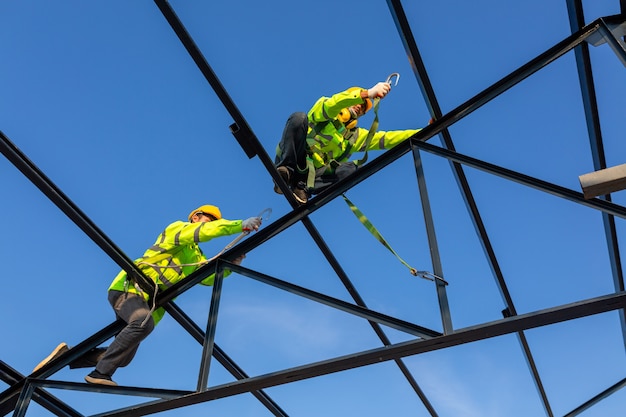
xmin=353 ymin=97 xmax=380 ymax=166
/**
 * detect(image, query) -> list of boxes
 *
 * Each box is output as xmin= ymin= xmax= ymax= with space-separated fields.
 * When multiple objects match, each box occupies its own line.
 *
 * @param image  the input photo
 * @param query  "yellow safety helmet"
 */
xmin=337 ymin=87 xmax=372 ymax=129
xmin=188 ymin=205 xmax=222 ymax=222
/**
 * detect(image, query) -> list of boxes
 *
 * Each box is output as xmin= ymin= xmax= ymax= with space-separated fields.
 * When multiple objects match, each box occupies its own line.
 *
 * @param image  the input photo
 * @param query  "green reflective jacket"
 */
xmin=109 ymin=218 xmax=243 ymax=323
xmin=306 ymin=87 xmax=421 ymax=170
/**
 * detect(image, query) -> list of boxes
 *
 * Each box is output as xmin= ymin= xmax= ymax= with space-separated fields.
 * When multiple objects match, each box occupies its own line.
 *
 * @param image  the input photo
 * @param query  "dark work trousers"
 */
xmin=71 ymin=290 xmax=155 ymax=376
xmin=275 ymin=111 xmax=360 ymax=195
xmin=274 ymin=112 xmax=309 ymax=185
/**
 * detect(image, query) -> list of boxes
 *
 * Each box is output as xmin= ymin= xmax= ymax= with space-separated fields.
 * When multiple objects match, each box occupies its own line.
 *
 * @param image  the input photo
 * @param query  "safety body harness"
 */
xmin=126 ymin=209 xmax=271 ymax=326
xmin=300 ymin=88 xmax=382 ymax=191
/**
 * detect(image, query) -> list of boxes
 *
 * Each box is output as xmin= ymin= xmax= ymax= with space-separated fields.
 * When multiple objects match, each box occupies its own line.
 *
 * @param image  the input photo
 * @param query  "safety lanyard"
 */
xmin=353 ymin=96 xmax=380 ymax=166
xmin=341 ymin=193 xmax=447 ymax=285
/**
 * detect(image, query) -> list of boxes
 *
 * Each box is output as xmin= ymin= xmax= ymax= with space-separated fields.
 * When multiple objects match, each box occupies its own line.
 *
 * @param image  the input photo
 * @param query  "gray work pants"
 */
xmin=71 ymin=290 xmax=155 ymax=376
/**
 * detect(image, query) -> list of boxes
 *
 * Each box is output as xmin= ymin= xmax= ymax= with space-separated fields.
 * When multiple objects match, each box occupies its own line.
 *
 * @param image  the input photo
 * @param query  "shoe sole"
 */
xmin=33 ymin=342 xmax=69 ymax=373
xmin=85 ymin=375 xmax=118 ymax=386
xmin=293 ymin=192 xmax=308 ymax=205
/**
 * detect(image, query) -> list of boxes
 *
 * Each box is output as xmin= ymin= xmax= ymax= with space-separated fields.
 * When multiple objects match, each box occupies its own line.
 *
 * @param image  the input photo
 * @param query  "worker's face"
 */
xmin=192 ymin=213 xmax=216 ymax=223
xmin=349 ymin=103 xmax=367 ymax=117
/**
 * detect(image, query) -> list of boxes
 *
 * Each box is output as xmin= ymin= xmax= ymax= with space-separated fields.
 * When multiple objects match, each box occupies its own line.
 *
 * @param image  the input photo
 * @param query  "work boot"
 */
xmin=273 ymin=166 xmax=291 ymax=194
xmin=33 ymin=342 xmax=69 ymax=373
xmin=85 ymin=370 xmax=118 ymax=386
xmin=293 ymin=185 xmax=309 ymax=205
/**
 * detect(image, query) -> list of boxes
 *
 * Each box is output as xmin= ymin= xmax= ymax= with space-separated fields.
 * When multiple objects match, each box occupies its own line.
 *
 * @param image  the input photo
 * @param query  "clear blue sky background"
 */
xmin=1 ymin=1 xmax=625 ymax=416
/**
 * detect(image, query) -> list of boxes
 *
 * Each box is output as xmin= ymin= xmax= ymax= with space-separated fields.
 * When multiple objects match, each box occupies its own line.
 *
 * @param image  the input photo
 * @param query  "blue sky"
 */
xmin=1 ymin=1 xmax=625 ymax=416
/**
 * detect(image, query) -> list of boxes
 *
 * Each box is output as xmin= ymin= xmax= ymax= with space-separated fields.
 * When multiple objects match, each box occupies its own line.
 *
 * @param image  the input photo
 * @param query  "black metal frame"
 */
xmin=1 ymin=1 xmax=625 ymax=416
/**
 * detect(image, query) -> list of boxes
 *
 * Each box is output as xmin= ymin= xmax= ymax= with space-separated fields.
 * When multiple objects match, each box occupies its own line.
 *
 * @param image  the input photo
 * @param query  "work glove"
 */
xmin=242 ymin=217 xmax=262 ymax=232
xmin=367 ymin=82 xmax=391 ymax=99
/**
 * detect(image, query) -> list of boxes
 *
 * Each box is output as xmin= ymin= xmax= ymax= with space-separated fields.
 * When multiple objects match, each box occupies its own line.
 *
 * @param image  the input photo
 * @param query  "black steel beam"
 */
xmin=411 ymin=146 xmax=452 ymax=335
xmin=152 ymin=0 xmax=256 ymax=156
xmin=0 ymin=130 xmax=155 ymax=295
xmin=226 ymin=262 xmax=441 ymax=338
xmin=411 ymin=139 xmax=626 ymax=219
xmin=0 ymin=321 xmax=124 ymax=416
xmin=95 ymin=291 xmax=626 ymax=417
xmin=151 ymin=0 xmax=298 ymax=204
xmin=29 ymin=380 xmax=191 ymax=399
xmin=0 ymin=361 xmax=82 ymax=417
xmin=563 ymin=377 xmax=626 ymax=417
xmin=197 ymin=267 xmax=224 ymax=391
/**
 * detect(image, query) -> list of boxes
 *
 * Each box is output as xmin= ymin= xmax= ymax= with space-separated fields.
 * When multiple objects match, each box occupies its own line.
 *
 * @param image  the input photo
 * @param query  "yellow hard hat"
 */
xmin=188 ymin=205 xmax=222 ymax=222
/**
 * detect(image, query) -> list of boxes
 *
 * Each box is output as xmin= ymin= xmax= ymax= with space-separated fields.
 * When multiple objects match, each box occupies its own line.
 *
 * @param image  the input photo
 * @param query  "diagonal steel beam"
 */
xmin=225 ymin=262 xmax=441 ymax=338
xmin=0 ymin=130 xmax=155 ymax=295
xmin=411 ymin=139 xmax=626 ymax=219
xmin=563 ymin=377 xmax=626 ymax=417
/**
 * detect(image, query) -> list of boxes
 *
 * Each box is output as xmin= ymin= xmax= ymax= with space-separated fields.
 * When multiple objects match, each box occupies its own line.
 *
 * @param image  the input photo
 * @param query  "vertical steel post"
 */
xmin=197 ymin=263 xmax=225 ymax=392
xmin=411 ymin=146 xmax=453 ymax=334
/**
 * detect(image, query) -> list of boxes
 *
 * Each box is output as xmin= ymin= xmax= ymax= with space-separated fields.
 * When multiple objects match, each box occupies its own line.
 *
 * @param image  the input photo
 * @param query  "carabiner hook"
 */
xmin=386 ymin=72 xmax=400 ymax=87
xmin=257 ymin=207 xmax=272 ymax=221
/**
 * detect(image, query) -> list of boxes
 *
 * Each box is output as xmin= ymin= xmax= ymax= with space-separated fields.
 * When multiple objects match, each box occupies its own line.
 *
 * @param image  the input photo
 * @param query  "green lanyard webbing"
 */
xmin=342 ymin=193 xmax=448 ymax=284
xmin=353 ymin=96 xmax=380 ymax=166
xmin=342 ymin=193 xmax=417 ymax=276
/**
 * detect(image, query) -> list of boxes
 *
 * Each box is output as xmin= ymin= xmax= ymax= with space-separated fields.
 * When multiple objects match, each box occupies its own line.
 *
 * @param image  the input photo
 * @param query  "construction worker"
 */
xmin=33 ymin=205 xmax=261 ymax=386
xmin=273 ymin=81 xmax=422 ymax=204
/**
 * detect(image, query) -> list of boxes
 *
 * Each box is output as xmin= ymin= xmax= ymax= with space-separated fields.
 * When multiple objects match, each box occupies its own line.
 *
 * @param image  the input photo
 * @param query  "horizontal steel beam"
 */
xmin=96 ymin=291 xmax=626 ymax=417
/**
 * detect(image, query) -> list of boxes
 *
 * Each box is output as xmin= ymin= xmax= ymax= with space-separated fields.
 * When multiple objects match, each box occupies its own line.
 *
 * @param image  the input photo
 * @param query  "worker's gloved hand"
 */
xmin=242 ymin=217 xmax=262 ymax=232
xmin=367 ymin=82 xmax=391 ymax=99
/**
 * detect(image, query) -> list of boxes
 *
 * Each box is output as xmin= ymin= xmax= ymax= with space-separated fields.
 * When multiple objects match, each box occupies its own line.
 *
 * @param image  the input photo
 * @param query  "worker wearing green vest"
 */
xmin=33 ymin=205 xmax=261 ymax=386
xmin=274 ymin=80 xmax=422 ymax=204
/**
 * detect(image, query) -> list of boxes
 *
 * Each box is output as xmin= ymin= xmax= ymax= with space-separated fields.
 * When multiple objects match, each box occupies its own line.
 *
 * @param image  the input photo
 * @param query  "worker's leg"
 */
xmin=274 ymin=112 xmax=308 ymax=183
xmin=311 ymin=162 xmax=358 ymax=194
xmin=93 ymin=291 xmax=155 ymax=376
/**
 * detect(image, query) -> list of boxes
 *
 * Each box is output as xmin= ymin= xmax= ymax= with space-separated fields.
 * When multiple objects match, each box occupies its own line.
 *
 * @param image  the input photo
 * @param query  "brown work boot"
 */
xmin=33 ymin=342 xmax=69 ymax=373
xmin=293 ymin=186 xmax=308 ymax=205
xmin=273 ymin=166 xmax=291 ymax=194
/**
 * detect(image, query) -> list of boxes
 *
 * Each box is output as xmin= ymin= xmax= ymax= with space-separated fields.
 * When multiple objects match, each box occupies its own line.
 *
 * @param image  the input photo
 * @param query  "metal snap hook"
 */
xmin=386 ymin=72 xmax=400 ymax=86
